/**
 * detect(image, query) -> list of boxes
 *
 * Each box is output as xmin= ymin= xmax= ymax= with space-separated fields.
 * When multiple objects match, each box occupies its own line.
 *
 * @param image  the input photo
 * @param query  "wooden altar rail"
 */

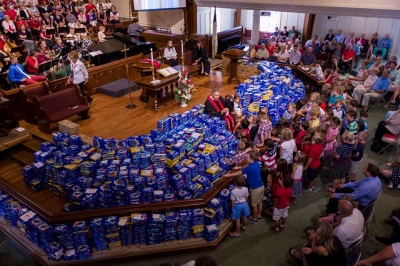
xmin=3 ymin=53 xmax=146 ymax=121
xmin=0 ymin=164 xmax=234 ymax=223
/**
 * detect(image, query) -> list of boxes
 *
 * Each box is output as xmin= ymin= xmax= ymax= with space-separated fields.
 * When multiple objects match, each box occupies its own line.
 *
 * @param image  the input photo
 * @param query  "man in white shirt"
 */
xmin=163 ymin=40 xmax=178 ymax=67
xmin=333 ymin=196 xmax=364 ymax=249
xmin=255 ymin=43 xmax=269 ymax=60
xmin=289 ymin=44 xmax=301 ymax=65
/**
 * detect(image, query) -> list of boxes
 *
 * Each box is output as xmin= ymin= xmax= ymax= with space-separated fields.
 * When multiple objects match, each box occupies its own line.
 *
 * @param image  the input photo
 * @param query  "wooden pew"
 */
xmin=34 ymin=86 xmax=90 ymax=133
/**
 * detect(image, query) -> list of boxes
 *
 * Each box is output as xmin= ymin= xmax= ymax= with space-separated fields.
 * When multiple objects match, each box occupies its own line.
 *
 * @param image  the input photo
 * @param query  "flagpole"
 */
xmin=212 ymin=6 xmax=217 ymax=59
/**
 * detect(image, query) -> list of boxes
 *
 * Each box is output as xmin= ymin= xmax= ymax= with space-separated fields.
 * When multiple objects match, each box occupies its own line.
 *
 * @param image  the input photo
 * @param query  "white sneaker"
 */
xmin=388 ymin=183 xmax=393 ymax=189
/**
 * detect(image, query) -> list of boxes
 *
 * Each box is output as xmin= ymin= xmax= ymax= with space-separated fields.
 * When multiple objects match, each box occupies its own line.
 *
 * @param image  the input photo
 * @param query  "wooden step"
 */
xmin=21 ymin=137 xmax=43 ymax=153
xmin=8 ymin=147 xmax=35 ymax=165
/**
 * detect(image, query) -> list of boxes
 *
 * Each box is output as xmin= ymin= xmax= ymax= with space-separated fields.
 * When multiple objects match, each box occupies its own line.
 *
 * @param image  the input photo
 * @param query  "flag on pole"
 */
xmin=212 ymin=6 xmax=218 ymax=59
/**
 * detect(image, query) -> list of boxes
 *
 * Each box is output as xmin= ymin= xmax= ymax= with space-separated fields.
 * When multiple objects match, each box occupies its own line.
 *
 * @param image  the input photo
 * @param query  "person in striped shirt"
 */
xmin=326 ymin=132 xmax=355 ymax=193
xmin=260 ymin=139 xmax=278 ymax=173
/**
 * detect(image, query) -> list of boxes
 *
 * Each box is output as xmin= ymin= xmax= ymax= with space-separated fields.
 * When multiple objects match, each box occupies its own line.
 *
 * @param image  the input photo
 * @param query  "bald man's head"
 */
xmin=338 ymin=197 xmax=355 ymax=217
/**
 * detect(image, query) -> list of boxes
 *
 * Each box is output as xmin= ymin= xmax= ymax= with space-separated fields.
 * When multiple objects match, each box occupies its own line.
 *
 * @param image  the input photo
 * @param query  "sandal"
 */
xmin=269 ymin=225 xmax=280 ymax=233
xmin=229 ymin=232 xmax=240 ymax=238
xmin=240 ymin=225 xmax=246 ymax=231
xmin=288 ymin=248 xmax=303 ymax=264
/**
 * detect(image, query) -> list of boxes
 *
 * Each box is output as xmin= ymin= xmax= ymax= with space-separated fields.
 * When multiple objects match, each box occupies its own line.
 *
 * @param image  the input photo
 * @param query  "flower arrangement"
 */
xmin=174 ymin=68 xmax=195 ymax=104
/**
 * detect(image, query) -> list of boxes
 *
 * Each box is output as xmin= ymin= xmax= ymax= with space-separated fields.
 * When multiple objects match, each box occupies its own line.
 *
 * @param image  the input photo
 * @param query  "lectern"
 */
xmin=222 ymin=49 xmax=246 ymax=84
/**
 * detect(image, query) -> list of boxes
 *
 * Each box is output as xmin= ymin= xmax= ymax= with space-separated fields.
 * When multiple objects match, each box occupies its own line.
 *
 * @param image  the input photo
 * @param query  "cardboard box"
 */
xmin=58 ymin=120 xmax=80 ymax=135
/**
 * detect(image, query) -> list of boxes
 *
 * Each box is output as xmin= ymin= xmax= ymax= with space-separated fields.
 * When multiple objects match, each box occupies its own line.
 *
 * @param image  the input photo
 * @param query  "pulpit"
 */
xmin=222 ymin=49 xmax=246 ymax=84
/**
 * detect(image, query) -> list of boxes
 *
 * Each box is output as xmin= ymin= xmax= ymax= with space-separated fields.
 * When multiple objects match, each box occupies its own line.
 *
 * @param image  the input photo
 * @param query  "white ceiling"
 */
xmin=195 ymin=0 xmax=400 ymax=18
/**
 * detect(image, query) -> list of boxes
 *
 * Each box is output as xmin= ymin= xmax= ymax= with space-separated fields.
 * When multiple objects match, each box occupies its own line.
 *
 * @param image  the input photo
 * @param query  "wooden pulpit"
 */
xmin=222 ymin=49 xmax=246 ymax=84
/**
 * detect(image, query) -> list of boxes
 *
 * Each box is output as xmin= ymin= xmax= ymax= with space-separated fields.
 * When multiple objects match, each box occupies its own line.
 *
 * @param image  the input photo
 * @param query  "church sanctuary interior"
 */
xmin=1 ymin=0 xmax=400 ymax=265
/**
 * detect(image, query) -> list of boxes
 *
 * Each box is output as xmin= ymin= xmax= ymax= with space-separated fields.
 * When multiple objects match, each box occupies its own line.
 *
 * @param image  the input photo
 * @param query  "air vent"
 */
xmin=325 ymin=15 xmax=339 ymax=21
xmin=261 ymin=11 xmax=271 ymax=16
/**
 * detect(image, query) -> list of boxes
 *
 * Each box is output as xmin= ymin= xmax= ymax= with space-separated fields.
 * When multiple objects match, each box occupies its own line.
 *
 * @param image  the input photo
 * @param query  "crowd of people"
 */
xmin=246 ymin=27 xmax=395 ymax=76
xmin=0 ymin=0 xmax=127 ymax=82
xmin=204 ymin=29 xmax=400 ymax=261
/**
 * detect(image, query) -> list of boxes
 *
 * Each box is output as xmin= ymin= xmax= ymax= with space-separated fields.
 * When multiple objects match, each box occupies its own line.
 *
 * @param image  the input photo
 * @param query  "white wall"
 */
xmin=241 ymin=10 xmax=304 ymax=32
xmin=280 ymin=12 xmax=304 ymax=33
xmin=312 ymin=14 xmax=400 ymax=56
xmin=196 ymin=7 xmax=236 ymax=34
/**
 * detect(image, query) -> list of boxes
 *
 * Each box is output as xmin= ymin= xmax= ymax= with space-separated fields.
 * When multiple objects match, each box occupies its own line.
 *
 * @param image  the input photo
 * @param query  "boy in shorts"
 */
xmin=348 ymin=131 xmax=369 ymax=182
xmin=230 ymin=175 xmax=250 ymax=237
xmin=224 ymin=151 xmax=264 ymax=224
xmin=326 ymin=131 xmax=355 ymax=192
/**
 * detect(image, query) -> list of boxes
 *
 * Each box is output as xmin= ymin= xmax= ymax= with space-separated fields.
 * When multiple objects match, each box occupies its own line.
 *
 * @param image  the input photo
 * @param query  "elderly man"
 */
xmin=299 ymin=47 xmax=316 ymax=67
xmin=373 ymin=34 xmax=392 ymax=59
xmin=334 ymin=29 xmax=345 ymax=43
xmin=333 ymin=196 xmax=364 ymax=249
xmin=352 ymin=67 xmax=379 ymax=104
xmin=163 ymin=40 xmax=178 ymax=67
xmin=204 ymin=88 xmax=236 ymax=132
xmin=339 ymin=43 xmax=356 ymax=73
xmin=288 ymin=26 xmax=301 ymax=39
xmin=255 ymin=43 xmax=269 ymax=60
xmin=329 ymin=163 xmax=382 ymax=211
xmin=360 ymin=69 xmax=390 ymax=110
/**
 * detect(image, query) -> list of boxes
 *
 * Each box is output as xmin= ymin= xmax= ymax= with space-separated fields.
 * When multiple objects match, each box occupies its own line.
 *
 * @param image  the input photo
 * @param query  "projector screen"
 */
xmin=133 ymin=0 xmax=186 ymax=11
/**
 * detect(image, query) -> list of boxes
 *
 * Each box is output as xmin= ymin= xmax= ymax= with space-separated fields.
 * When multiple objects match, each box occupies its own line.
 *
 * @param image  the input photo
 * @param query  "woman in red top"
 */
xmin=40 ymin=24 xmax=54 ymax=48
xmin=339 ymin=43 xmax=355 ymax=73
xmin=266 ymin=41 xmax=276 ymax=56
xmin=15 ymin=16 xmax=28 ymax=30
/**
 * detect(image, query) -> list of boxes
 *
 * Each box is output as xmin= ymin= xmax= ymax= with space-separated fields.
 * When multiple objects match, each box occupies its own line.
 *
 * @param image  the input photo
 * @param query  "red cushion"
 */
xmin=383 ymin=133 xmax=396 ymax=140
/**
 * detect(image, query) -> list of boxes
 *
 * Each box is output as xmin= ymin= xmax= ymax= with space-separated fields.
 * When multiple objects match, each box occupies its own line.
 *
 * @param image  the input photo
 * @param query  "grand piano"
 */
xmin=87 ymin=32 xmax=156 ymax=65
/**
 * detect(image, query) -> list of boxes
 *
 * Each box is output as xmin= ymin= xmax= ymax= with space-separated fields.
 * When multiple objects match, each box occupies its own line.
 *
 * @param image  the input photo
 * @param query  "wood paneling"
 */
xmin=141 ymin=31 xmax=185 ymax=51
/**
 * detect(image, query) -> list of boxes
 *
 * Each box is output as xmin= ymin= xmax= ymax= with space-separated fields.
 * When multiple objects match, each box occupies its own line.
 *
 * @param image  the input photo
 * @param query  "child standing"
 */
xmin=348 ymin=131 xmax=369 ymax=182
xmin=271 ymin=176 xmax=293 ymax=232
xmin=326 ymin=131 xmax=355 ymax=192
xmin=295 ymin=121 xmax=309 ymax=150
xmin=255 ymin=112 xmax=272 ymax=146
xmin=308 ymin=106 xmax=321 ymax=128
xmin=260 ymin=139 xmax=278 ymax=173
xmin=357 ymin=110 xmax=368 ymax=132
xmin=233 ymin=94 xmax=243 ymax=118
xmin=225 ymin=142 xmax=248 ymax=166
xmin=230 ymin=175 xmax=250 ymax=237
xmin=328 ymin=86 xmax=345 ymax=106
xmin=291 ymin=151 xmax=307 ymax=203
xmin=332 ymin=99 xmax=345 ymax=120
xmin=280 ymin=128 xmax=297 ymax=165
xmin=323 ymin=116 xmax=341 ymax=169
xmin=342 ymin=110 xmax=358 ymax=137
xmin=305 ymin=134 xmax=324 ymax=193
xmin=312 ymin=60 xmax=324 ymax=80
xmin=282 ymin=103 xmax=297 ymax=124
xmin=381 ymin=158 xmax=400 ymax=189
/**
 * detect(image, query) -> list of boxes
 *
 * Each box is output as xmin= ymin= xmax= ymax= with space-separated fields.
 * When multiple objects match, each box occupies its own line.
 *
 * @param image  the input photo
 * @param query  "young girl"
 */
xmin=323 ymin=116 xmax=341 ymax=169
xmin=291 ymin=151 xmax=307 ymax=203
xmin=308 ymin=106 xmax=321 ymax=129
xmin=233 ymin=94 xmax=243 ymax=118
xmin=272 ymin=158 xmax=290 ymax=197
xmin=280 ymin=128 xmax=297 ymax=165
xmin=381 ymin=158 xmax=400 ymax=189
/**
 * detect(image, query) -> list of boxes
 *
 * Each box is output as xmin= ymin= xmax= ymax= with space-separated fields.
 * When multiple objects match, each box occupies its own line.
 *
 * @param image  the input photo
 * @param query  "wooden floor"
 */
xmin=20 ymin=70 xmax=236 ymax=141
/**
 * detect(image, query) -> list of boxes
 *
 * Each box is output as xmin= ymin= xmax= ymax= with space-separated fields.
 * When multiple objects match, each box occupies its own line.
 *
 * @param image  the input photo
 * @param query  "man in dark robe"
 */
xmin=204 ymin=88 xmax=236 ymax=132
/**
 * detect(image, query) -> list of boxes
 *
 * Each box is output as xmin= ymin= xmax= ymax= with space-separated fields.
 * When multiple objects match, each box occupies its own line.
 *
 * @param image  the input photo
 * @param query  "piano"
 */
xmin=87 ymin=32 xmax=156 ymax=65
